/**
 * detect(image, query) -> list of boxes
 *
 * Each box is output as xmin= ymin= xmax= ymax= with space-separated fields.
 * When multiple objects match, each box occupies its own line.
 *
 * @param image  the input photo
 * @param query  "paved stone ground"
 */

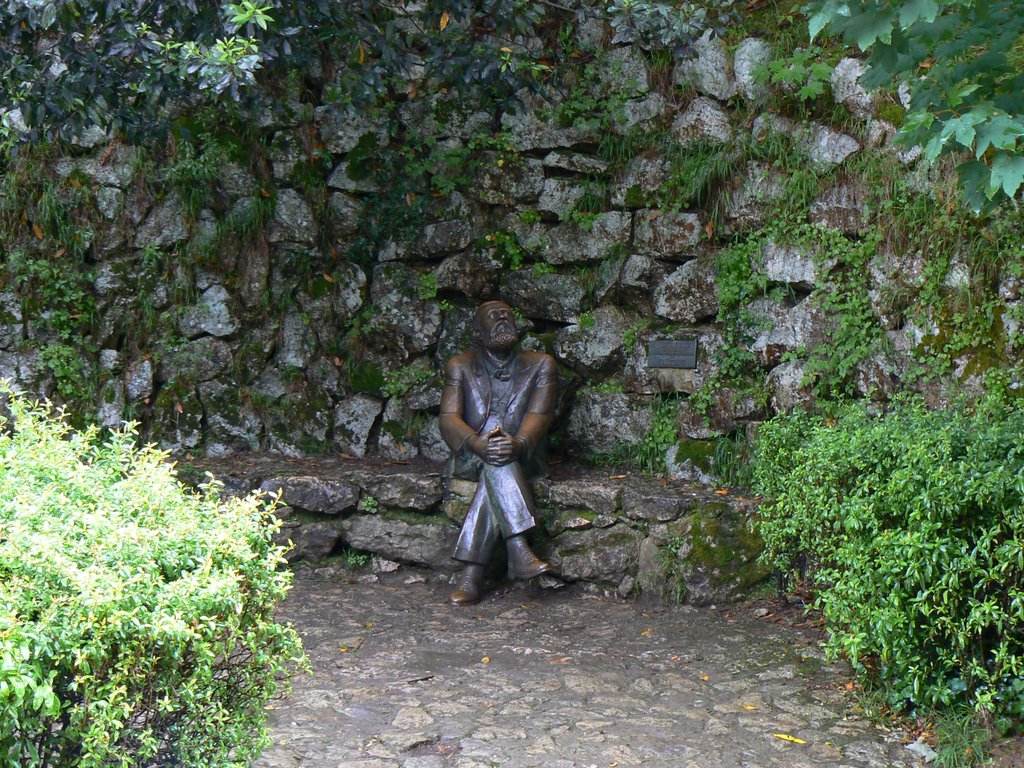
xmin=257 ymin=571 xmax=925 ymax=768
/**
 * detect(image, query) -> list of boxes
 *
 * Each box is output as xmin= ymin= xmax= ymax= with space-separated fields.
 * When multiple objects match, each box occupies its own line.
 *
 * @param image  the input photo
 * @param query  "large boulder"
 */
xmin=671 ymin=97 xmax=732 ymax=145
xmin=344 ymin=468 xmax=445 ymax=512
xmin=338 ymin=514 xmax=460 ymax=570
xmin=749 ymin=296 xmax=830 ymax=367
xmin=500 ymin=270 xmax=585 ymax=324
xmin=178 ymin=285 xmax=239 ymax=339
xmin=673 ymin=30 xmax=737 ymax=101
xmin=315 ymin=104 xmax=389 ymax=154
xmin=266 ymin=189 xmax=317 ymax=245
xmin=259 ymin=476 xmax=361 ymax=514
xmin=637 ymin=499 xmax=768 ymax=605
xmin=473 ymin=155 xmax=546 ymax=205
xmin=370 ymin=264 xmax=443 ymax=355
xmin=734 ymin=38 xmax=773 ymax=102
xmin=830 ymin=58 xmax=875 ymax=120
xmin=652 ymin=257 xmax=719 ymax=323
xmin=610 ymin=154 xmax=668 ymax=208
xmin=566 ymin=390 xmax=654 ymax=455
xmin=553 ymin=306 xmax=635 ymax=376
xmin=134 ymin=194 xmax=187 ymax=249
xmin=540 ymin=212 xmax=631 ymax=265
xmin=549 ymin=524 xmax=644 ymax=587
xmin=634 ymin=211 xmax=703 ymax=260
xmin=333 ymin=395 xmax=384 ymax=458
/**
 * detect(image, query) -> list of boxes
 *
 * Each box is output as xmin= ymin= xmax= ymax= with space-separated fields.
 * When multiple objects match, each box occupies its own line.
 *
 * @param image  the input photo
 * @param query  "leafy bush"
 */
xmin=0 ymin=387 xmax=304 ymax=767
xmin=754 ymin=394 xmax=1024 ymax=729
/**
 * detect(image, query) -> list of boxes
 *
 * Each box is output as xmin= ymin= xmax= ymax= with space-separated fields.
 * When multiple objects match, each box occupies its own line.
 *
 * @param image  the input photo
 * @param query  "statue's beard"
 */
xmin=487 ymin=326 xmax=518 ymax=350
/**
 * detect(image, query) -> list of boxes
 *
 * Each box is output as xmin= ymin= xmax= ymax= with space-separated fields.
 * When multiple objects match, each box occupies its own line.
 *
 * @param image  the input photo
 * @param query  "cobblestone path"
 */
xmin=257 ymin=572 xmax=920 ymax=768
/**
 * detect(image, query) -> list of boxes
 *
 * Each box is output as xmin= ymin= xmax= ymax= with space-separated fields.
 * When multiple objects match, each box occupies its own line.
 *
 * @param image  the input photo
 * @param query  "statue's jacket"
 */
xmin=439 ymin=348 xmax=558 ymax=482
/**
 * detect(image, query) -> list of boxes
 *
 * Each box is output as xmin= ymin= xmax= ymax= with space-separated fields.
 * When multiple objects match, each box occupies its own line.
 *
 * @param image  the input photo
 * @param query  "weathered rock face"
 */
xmin=634 ymin=211 xmax=703 ymax=260
xmin=370 ymin=264 xmax=443 ymax=355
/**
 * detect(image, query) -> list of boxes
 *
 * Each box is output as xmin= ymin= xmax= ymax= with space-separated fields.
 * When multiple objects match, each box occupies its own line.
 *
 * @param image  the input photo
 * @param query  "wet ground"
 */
xmin=256 ymin=571 xmax=926 ymax=768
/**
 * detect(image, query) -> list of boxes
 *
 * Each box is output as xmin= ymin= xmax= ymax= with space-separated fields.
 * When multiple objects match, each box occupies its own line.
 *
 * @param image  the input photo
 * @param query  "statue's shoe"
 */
xmin=506 ymin=534 xmax=556 ymax=580
xmin=449 ymin=564 xmax=484 ymax=605
xmin=509 ymin=558 xmax=554 ymax=580
xmin=448 ymin=586 xmax=481 ymax=605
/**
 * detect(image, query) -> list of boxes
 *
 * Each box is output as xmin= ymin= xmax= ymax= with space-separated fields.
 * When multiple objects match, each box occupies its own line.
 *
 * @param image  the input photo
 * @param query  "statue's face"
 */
xmin=477 ymin=303 xmax=518 ymax=351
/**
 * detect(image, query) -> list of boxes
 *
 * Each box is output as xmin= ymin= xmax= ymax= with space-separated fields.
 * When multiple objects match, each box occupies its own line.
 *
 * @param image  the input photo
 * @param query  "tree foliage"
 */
xmin=807 ymin=0 xmax=1024 ymax=210
xmin=0 ymin=0 xmax=737 ymax=146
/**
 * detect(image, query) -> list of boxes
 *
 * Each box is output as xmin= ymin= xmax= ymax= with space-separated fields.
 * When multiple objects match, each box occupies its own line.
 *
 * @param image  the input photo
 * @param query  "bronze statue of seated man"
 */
xmin=439 ymin=301 xmax=557 ymax=605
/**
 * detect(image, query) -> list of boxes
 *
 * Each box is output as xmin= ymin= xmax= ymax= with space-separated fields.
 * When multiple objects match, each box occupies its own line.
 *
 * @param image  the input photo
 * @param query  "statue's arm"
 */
xmin=513 ymin=355 xmax=558 ymax=460
xmin=439 ymin=359 xmax=482 ymax=456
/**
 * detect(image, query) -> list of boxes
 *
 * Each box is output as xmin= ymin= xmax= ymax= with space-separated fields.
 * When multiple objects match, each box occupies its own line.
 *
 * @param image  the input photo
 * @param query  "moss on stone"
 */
xmin=673 ymin=439 xmax=717 ymax=472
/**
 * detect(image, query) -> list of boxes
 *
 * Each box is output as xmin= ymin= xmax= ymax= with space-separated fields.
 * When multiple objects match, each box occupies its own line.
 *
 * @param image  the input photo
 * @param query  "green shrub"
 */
xmin=0 ymin=387 xmax=304 ymax=767
xmin=753 ymin=394 xmax=1024 ymax=728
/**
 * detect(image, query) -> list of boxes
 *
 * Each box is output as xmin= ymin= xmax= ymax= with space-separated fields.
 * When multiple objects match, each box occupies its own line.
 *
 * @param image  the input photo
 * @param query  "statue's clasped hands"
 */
xmin=471 ymin=426 xmax=523 ymax=466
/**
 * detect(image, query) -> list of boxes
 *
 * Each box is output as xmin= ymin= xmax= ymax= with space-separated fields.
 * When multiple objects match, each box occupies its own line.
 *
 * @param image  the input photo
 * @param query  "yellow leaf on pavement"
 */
xmin=481 ymin=656 xmax=490 ymax=664
xmin=772 ymin=733 xmax=807 ymax=744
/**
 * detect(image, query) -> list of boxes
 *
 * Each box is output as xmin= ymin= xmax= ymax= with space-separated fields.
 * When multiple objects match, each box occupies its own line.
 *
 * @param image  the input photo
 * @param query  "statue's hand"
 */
xmin=484 ymin=429 xmax=522 ymax=466
xmin=467 ymin=433 xmax=490 ymax=458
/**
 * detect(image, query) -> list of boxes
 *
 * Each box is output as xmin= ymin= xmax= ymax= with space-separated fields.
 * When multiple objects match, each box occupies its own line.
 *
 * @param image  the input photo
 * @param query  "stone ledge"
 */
xmin=189 ymin=455 xmax=769 ymax=605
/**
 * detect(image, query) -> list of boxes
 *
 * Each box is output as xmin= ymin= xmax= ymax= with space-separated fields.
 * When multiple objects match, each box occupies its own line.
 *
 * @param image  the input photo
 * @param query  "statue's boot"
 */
xmin=449 ymin=564 xmax=485 ymax=605
xmin=506 ymin=534 xmax=554 ymax=580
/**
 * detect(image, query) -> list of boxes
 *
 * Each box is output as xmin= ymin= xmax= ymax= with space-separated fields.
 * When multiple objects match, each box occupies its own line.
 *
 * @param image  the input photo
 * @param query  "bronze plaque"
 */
xmin=647 ymin=339 xmax=697 ymax=369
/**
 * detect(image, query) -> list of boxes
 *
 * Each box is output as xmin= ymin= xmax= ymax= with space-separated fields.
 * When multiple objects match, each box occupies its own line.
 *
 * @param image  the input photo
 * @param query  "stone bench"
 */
xmin=190 ymin=455 xmax=769 ymax=605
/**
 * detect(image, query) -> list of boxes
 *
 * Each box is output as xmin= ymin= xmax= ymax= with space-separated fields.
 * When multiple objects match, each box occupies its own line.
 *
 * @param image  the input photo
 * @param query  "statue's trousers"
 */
xmin=453 ymin=461 xmax=536 ymax=564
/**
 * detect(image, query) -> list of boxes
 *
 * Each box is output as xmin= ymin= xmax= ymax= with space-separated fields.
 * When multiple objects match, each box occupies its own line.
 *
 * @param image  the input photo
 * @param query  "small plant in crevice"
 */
xmin=656 ymin=534 xmax=691 ymax=604
xmin=592 ymin=395 xmax=680 ymax=475
xmin=381 ymin=359 xmax=439 ymax=400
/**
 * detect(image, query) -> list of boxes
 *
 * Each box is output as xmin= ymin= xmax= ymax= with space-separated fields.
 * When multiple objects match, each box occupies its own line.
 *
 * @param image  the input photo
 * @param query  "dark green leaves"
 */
xmin=755 ymin=393 xmax=1024 ymax=721
xmin=806 ymin=0 xmax=1024 ymax=210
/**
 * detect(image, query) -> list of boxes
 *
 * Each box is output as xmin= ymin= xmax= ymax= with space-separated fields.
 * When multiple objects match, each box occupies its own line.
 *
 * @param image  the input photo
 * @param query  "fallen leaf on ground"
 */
xmin=772 ymin=733 xmax=807 ymax=744
xmin=700 ymin=674 xmax=710 ymax=681
xmin=481 ymin=656 xmax=490 ymax=664
xmin=641 ymin=628 xmax=653 ymax=637
xmin=609 ymin=474 xmax=627 ymax=479
xmin=741 ymin=704 xmax=758 ymax=711
xmin=714 ymin=489 xmax=730 ymax=495
xmin=549 ymin=657 xmax=570 ymax=664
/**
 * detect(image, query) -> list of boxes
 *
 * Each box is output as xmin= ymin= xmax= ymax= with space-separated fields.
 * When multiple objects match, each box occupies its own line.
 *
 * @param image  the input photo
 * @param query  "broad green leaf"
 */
xmin=987 ymin=152 xmax=1024 ymax=198
xmin=957 ymin=159 xmax=994 ymax=211
xmin=808 ymin=0 xmax=849 ymax=40
xmin=844 ymin=8 xmax=896 ymax=49
xmin=975 ymin=115 xmax=1024 ymax=157
xmin=899 ymin=0 xmax=939 ymax=29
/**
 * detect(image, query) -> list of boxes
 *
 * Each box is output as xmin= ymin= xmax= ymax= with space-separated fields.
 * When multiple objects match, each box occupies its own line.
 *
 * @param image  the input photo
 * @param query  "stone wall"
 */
xmin=1 ymin=16 xmax=1021 ymax=480
xmin=195 ymin=455 xmax=766 ymax=604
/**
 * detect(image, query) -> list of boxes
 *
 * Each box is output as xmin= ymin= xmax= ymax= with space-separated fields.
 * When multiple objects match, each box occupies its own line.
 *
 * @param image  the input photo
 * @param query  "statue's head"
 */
xmin=474 ymin=301 xmax=519 ymax=351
